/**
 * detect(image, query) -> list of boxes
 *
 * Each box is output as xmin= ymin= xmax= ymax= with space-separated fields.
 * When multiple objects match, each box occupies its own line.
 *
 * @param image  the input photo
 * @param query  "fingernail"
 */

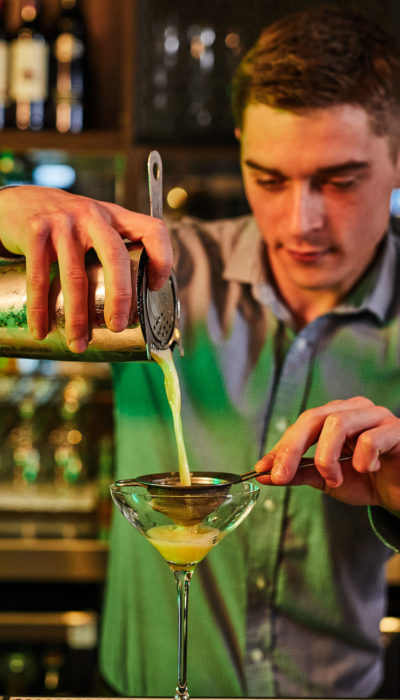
xmin=109 ymin=315 xmax=129 ymax=332
xmin=69 ymin=338 xmax=88 ymax=354
xmin=272 ymin=460 xmax=287 ymax=480
xmin=325 ymin=478 xmax=340 ymax=488
xmin=30 ymin=327 xmax=45 ymax=340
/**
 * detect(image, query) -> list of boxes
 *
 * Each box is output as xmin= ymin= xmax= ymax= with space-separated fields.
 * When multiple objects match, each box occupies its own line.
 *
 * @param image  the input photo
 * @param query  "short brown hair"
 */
xmin=232 ymin=5 xmax=400 ymax=146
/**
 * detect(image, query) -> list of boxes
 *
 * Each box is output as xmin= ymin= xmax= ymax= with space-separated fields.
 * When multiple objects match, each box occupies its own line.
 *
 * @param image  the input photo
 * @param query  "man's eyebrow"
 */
xmin=244 ymin=160 xmax=284 ymax=176
xmin=244 ymin=159 xmax=370 ymax=177
xmin=315 ymin=160 xmax=370 ymax=177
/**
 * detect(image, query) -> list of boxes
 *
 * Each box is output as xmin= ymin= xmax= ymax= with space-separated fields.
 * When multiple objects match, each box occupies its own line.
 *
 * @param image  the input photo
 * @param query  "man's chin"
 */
xmin=288 ymin=272 xmax=343 ymax=292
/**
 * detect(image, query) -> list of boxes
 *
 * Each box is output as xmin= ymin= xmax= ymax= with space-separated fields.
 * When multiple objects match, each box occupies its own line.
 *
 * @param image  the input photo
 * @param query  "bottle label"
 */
xmin=9 ymin=38 xmax=49 ymax=101
xmin=0 ymin=40 xmax=7 ymax=101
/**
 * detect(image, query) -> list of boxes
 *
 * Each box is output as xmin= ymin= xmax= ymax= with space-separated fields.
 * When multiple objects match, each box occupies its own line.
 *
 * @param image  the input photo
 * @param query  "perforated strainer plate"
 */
xmin=147 ymin=283 xmax=175 ymax=344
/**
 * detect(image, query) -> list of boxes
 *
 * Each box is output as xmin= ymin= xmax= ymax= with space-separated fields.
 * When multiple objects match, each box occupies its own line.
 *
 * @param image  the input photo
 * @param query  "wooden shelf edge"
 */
xmin=0 ymin=130 xmax=126 ymax=154
xmin=0 ymin=537 xmax=109 ymax=552
xmin=0 ymin=537 xmax=109 ymax=583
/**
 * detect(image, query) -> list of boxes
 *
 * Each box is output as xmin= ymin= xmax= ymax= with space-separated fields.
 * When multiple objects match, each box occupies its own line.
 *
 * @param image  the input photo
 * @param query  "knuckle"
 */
xmin=104 ymin=242 xmax=129 ymax=265
xmin=327 ymin=399 xmax=345 ymax=408
xmin=147 ymin=220 xmax=173 ymax=247
xmin=355 ymin=396 xmax=374 ymax=407
xmin=69 ymin=312 xmax=87 ymax=324
xmin=357 ymin=431 xmax=376 ymax=451
xmin=148 ymin=217 xmax=167 ymax=233
xmin=79 ymin=198 xmax=101 ymax=219
xmin=297 ymin=407 xmax=317 ymax=423
xmin=324 ymin=413 xmax=346 ymax=432
xmin=313 ymin=455 xmax=332 ymax=472
xmin=26 ymin=271 xmax=48 ymax=292
xmin=48 ymin=211 xmax=70 ymax=228
xmin=377 ymin=405 xmax=394 ymax=419
xmin=279 ymin=444 xmax=299 ymax=461
xmin=109 ymin=289 xmax=132 ymax=308
xmin=64 ymin=267 xmax=87 ymax=288
xmin=29 ymin=214 xmax=47 ymax=236
xmin=66 ymin=313 xmax=88 ymax=332
xmin=114 ymin=288 xmax=131 ymax=301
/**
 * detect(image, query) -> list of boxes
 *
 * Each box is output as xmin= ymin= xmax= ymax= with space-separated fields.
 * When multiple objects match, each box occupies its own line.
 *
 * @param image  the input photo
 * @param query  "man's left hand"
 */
xmin=255 ymin=396 xmax=400 ymax=510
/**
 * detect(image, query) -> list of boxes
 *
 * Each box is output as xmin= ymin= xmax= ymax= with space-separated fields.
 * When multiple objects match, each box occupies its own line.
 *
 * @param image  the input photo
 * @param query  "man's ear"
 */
xmin=234 ymin=128 xmax=241 ymax=141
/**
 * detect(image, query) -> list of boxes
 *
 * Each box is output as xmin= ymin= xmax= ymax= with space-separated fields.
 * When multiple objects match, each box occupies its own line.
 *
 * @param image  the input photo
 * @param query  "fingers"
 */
xmin=265 ymin=398 xmax=369 ymax=483
xmin=25 ymin=224 xmax=52 ymax=340
xmin=313 ymin=405 xmax=393 ymax=485
xmin=101 ymin=203 xmax=174 ymax=290
xmin=82 ymin=216 xmax=133 ymax=334
xmin=255 ymin=397 xmax=394 ymax=486
xmin=55 ymin=231 xmax=89 ymax=353
xmin=6 ymin=188 xmax=174 ymax=349
xmin=350 ymin=418 xmax=400 ymax=470
xmin=141 ymin=218 xmax=174 ymax=290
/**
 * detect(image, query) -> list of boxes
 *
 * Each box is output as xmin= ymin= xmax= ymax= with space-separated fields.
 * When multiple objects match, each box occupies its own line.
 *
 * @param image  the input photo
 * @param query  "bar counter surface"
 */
xmin=0 ymin=697 xmax=396 ymax=700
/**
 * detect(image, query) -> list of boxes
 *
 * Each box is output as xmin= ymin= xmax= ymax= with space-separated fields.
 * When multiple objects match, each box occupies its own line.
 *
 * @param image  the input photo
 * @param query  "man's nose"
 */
xmin=287 ymin=182 xmax=325 ymax=236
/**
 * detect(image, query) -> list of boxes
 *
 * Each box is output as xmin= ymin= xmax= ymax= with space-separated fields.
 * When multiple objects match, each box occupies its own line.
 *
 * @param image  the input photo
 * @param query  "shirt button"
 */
xmin=250 ymin=648 xmax=264 ymax=663
xmin=275 ymin=417 xmax=288 ymax=433
xmin=255 ymin=575 xmax=266 ymax=590
xmin=263 ymin=498 xmax=277 ymax=512
xmin=296 ymin=337 xmax=308 ymax=351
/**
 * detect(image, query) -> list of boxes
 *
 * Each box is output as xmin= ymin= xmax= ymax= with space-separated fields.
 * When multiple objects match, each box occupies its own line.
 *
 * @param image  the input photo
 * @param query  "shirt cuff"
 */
xmin=368 ymin=505 xmax=400 ymax=552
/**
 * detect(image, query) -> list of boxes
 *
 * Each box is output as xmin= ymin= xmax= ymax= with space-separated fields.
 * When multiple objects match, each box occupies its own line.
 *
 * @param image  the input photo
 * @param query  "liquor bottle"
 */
xmin=8 ymin=0 xmax=49 ymax=131
xmin=0 ymin=0 xmax=8 ymax=130
xmin=51 ymin=0 xmax=85 ymax=133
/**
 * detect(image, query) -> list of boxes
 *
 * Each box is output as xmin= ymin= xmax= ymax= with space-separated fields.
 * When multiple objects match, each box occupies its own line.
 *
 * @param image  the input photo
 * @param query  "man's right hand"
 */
xmin=0 ymin=186 xmax=173 ymax=353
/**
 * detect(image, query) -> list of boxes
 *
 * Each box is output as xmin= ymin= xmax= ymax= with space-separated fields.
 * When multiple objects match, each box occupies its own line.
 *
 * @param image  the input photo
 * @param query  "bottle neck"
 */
xmin=60 ymin=0 xmax=77 ymax=10
xmin=0 ymin=0 xmax=6 ymax=32
xmin=20 ymin=0 xmax=40 ymax=24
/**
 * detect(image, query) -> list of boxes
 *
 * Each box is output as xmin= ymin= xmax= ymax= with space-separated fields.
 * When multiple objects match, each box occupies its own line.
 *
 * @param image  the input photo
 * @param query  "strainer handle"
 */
xmin=240 ymin=455 xmax=353 ymax=482
xmin=111 ymin=478 xmax=148 ymax=489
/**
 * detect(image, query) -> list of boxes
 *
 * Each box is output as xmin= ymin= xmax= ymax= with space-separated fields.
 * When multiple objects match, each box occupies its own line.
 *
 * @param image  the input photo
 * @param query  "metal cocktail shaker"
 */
xmin=0 ymin=244 xmax=182 ymax=362
xmin=0 ymin=151 xmax=183 ymax=362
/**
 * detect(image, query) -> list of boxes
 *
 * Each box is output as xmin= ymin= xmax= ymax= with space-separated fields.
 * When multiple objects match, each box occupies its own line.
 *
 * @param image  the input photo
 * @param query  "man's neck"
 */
xmin=283 ymin=288 xmax=343 ymax=329
xmin=266 ymin=241 xmax=385 ymax=330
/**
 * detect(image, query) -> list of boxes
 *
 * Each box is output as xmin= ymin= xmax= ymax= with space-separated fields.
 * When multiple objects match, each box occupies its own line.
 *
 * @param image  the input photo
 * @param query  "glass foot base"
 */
xmin=175 ymin=686 xmax=190 ymax=700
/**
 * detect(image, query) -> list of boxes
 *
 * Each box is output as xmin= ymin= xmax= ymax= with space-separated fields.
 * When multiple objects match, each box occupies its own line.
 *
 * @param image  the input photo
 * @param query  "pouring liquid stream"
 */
xmin=151 ymin=348 xmax=191 ymax=486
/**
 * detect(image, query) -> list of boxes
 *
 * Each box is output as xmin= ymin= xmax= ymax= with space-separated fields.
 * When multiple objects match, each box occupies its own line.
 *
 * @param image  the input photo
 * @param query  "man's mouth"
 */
xmin=284 ymin=247 xmax=332 ymax=263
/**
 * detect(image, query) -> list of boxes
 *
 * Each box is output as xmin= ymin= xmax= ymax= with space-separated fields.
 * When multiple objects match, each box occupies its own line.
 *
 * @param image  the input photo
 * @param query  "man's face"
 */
xmin=239 ymin=103 xmax=400 ymax=303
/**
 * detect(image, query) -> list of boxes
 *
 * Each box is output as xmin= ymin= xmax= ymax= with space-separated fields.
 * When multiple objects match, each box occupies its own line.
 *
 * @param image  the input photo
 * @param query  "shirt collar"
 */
xmin=221 ymin=216 xmax=397 ymax=325
xmin=334 ymin=231 xmax=397 ymax=323
xmin=221 ymin=216 xmax=267 ymax=286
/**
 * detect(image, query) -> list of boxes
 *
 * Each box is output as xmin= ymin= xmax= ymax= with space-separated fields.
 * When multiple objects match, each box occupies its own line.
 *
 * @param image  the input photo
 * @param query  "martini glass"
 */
xmin=110 ymin=472 xmax=259 ymax=700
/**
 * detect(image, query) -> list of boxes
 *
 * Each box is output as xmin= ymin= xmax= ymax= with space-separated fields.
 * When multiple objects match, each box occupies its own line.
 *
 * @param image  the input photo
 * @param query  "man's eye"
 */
xmin=326 ymin=177 xmax=356 ymax=189
xmin=256 ymin=178 xmax=285 ymax=189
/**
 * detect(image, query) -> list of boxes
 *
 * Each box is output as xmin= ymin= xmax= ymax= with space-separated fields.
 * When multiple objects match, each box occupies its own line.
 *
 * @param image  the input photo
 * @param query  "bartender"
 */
xmin=0 ymin=5 xmax=400 ymax=697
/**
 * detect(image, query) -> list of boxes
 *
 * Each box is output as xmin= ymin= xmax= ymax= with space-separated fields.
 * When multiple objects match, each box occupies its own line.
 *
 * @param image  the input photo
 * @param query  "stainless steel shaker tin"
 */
xmin=0 ymin=243 xmax=183 ymax=362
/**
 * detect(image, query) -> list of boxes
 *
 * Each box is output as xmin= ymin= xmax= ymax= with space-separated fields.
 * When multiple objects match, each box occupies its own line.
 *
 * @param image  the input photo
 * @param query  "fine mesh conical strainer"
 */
xmin=113 ymin=456 xmax=352 ymax=526
xmin=113 ymin=472 xmax=241 ymax=526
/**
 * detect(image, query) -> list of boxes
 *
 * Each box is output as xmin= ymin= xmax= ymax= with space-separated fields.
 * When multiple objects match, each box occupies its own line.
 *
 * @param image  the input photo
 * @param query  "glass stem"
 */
xmin=174 ymin=569 xmax=192 ymax=700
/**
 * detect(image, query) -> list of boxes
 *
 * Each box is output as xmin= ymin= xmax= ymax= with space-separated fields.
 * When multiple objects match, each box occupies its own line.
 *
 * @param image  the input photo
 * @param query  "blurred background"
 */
xmin=0 ymin=0 xmax=399 ymax=695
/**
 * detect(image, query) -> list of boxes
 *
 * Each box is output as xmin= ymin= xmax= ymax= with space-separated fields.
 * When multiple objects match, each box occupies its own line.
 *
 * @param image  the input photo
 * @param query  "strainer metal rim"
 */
xmin=112 ymin=471 xmax=251 ymax=496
